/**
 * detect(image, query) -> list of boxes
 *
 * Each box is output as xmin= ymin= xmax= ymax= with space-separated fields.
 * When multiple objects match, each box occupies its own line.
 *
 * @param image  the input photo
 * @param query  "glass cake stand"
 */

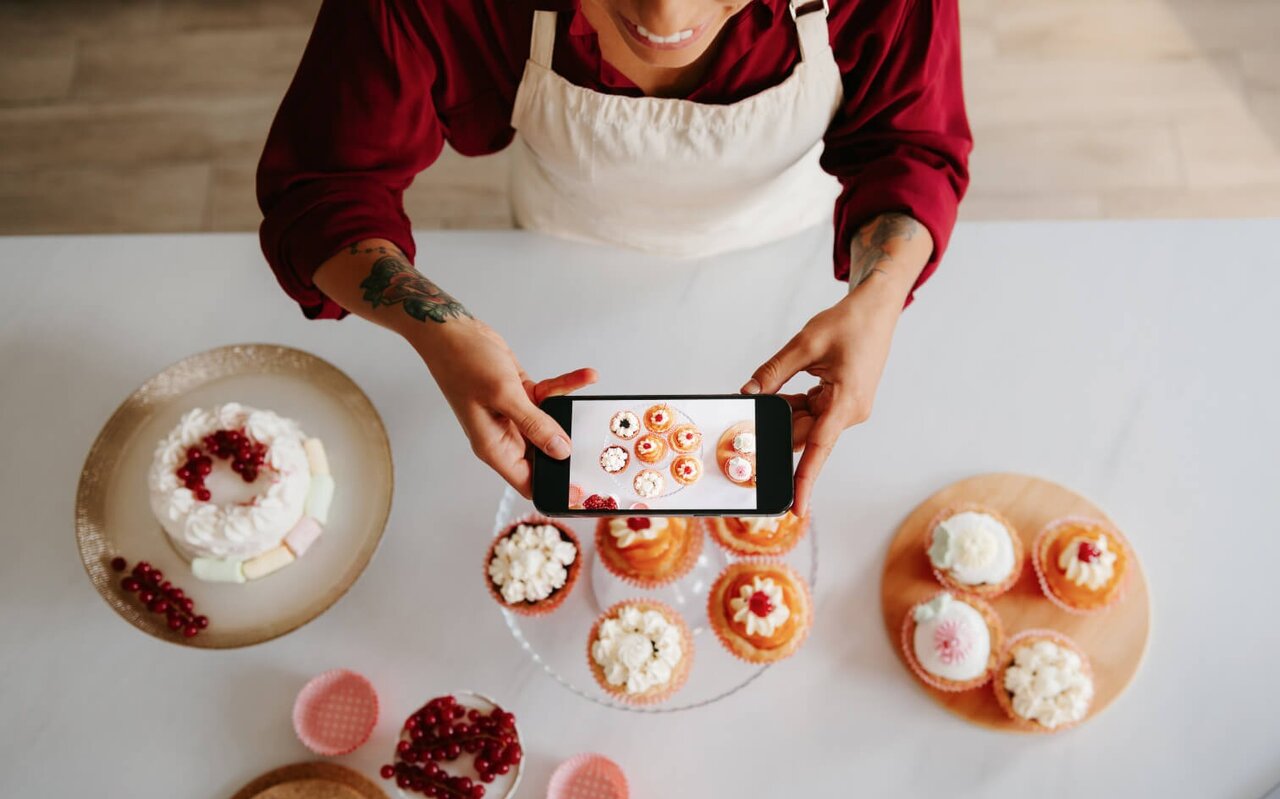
xmin=493 ymin=487 xmax=818 ymax=713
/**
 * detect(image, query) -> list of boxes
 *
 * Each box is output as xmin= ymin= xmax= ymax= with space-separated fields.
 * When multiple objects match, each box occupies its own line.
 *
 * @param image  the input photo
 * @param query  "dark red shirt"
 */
xmin=258 ymin=0 xmax=971 ymax=319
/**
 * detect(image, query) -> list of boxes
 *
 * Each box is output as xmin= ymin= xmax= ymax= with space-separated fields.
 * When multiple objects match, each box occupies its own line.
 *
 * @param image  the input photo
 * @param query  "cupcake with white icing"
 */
xmin=587 ymin=600 xmax=692 ymax=705
xmin=485 ymin=518 xmax=580 ymax=616
xmin=900 ymin=591 xmax=1004 ymax=692
xmin=926 ymin=504 xmax=1023 ymax=597
xmin=993 ymin=630 xmax=1094 ymax=732
xmin=609 ymin=410 xmax=641 ymax=440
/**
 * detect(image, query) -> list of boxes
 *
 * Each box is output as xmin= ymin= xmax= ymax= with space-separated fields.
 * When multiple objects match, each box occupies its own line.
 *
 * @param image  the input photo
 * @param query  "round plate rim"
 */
xmin=229 ymin=760 xmax=387 ymax=799
xmin=74 ymin=342 xmax=394 ymax=649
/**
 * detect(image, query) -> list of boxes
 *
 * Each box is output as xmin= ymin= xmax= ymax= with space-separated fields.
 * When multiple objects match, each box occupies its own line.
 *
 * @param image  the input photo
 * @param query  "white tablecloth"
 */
xmin=1 ymin=221 xmax=1277 ymax=797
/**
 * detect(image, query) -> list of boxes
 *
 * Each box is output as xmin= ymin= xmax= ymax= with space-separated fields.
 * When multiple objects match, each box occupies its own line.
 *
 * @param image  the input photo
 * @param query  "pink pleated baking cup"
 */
xmin=547 ymin=753 xmax=629 ymax=799
xmin=292 ymin=669 xmax=379 ymax=756
xmin=992 ymin=629 xmax=1095 ymax=733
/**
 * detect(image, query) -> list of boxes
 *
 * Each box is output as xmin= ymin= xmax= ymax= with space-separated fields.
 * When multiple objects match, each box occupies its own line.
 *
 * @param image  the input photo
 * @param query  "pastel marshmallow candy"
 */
xmin=192 ymin=557 xmax=246 ymax=583
xmin=243 ymin=545 xmax=296 ymax=580
xmin=306 ymin=474 xmax=335 ymax=524
xmin=285 ymin=516 xmax=324 ymax=557
xmin=303 ymin=438 xmax=330 ymax=476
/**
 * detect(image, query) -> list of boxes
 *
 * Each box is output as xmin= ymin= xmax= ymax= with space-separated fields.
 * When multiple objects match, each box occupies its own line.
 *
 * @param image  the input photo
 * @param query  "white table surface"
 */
xmin=2 ymin=221 xmax=1278 ymax=798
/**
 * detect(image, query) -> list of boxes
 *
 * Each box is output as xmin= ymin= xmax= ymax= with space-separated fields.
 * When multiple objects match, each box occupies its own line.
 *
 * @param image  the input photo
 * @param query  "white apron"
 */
xmin=509 ymin=1 xmax=843 ymax=258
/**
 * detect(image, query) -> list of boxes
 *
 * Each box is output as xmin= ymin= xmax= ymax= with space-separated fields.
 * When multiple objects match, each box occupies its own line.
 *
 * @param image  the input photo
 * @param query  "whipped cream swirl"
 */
xmin=488 ymin=523 xmax=577 ymax=604
xmin=608 ymin=517 xmax=669 ymax=549
xmin=929 ymin=511 xmax=1016 ymax=586
xmin=1003 ymin=638 xmax=1093 ymax=728
xmin=729 ymin=575 xmax=791 ymax=637
xmin=1058 ymin=535 xmax=1117 ymax=590
xmin=592 ymin=605 xmax=684 ymax=695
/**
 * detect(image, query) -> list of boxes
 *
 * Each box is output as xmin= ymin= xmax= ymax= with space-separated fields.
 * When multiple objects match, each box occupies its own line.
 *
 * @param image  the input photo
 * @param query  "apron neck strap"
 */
xmin=529 ymin=11 xmax=557 ymax=68
xmin=790 ymin=0 xmax=831 ymax=64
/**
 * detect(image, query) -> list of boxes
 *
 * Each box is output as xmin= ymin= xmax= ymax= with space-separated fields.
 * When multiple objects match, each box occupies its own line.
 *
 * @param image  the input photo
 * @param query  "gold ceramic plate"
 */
xmin=75 ymin=344 xmax=393 ymax=649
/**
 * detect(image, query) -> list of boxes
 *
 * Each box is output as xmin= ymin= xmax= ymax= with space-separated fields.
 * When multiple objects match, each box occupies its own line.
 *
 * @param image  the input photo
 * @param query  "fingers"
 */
xmin=792 ymin=410 xmax=845 ymax=517
xmin=497 ymin=390 xmax=572 ymax=460
xmin=464 ymin=409 xmax=534 ymax=498
xmin=742 ymin=333 xmax=813 ymax=395
xmin=791 ymin=414 xmax=814 ymax=451
xmin=529 ymin=367 xmax=598 ymax=404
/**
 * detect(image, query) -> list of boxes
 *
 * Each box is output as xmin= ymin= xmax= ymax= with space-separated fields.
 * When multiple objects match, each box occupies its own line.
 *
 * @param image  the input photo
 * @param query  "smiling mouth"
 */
xmin=618 ymin=16 xmax=708 ymax=50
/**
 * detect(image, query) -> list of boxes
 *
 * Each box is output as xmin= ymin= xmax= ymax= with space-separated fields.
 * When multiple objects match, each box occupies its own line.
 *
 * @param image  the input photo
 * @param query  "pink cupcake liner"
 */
xmin=594 ymin=517 xmax=703 ymax=590
xmin=547 ymin=753 xmax=629 ymax=799
xmin=484 ymin=514 xmax=582 ymax=617
xmin=899 ymin=591 xmax=1004 ymax=693
xmin=703 ymin=514 xmax=808 ymax=558
xmin=924 ymin=503 xmax=1024 ymax=599
xmin=1032 ymin=516 xmax=1132 ymax=616
xmin=586 ymin=599 xmax=693 ymax=706
xmin=706 ymin=559 xmax=813 ymax=664
xmin=292 ymin=669 xmax=379 ymax=756
xmin=992 ymin=629 xmax=1094 ymax=733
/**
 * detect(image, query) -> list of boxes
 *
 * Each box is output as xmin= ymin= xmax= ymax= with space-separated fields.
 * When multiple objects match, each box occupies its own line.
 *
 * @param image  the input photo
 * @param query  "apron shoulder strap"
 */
xmin=529 ymin=11 xmax=557 ymax=68
xmin=789 ymin=0 xmax=832 ymax=64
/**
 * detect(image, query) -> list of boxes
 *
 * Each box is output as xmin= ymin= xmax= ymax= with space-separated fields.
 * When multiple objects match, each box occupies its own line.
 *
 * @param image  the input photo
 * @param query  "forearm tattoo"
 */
xmin=850 ymin=213 xmax=920 ymax=283
xmin=359 ymin=253 xmax=472 ymax=324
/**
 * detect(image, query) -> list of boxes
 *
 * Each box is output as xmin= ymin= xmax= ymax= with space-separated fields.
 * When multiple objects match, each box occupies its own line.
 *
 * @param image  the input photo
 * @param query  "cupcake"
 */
xmin=707 ymin=561 xmax=812 ymax=664
xmin=588 ymin=600 xmax=692 ymax=705
xmin=633 ymin=434 xmax=666 ymax=465
xmin=716 ymin=422 xmax=756 ymax=487
xmin=643 ymin=404 xmax=675 ymax=434
xmin=595 ymin=516 xmax=702 ymax=588
xmin=706 ymin=511 xmax=808 ymax=557
xmin=993 ymin=630 xmax=1094 ymax=732
xmin=600 ymin=445 xmax=629 ymax=475
xmin=1033 ymin=517 xmax=1130 ymax=614
xmin=926 ymin=504 xmax=1023 ymax=597
xmin=900 ymin=591 xmax=1003 ymax=692
xmin=633 ymin=469 xmax=664 ymax=499
xmin=668 ymin=424 xmax=702 ymax=454
xmin=670 ymin=455 xmax=702 ymax=486
xmin=485 ymin=519 xmax=580 ymax=616
xmin=609 ymin=410 xmax=641 ymax=440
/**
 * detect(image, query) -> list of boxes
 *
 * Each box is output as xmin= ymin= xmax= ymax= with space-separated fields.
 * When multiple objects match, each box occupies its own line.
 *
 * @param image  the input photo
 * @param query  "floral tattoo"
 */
xmin=850 ymin=213 xmax=920 ymax=283
xmin=359 ymin=254 xmax=471 ymax=324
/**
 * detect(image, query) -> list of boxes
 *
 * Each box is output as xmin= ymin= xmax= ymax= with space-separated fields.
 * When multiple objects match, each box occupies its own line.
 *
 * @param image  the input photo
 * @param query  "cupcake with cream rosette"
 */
xmin=595 ymin=516 xmax=702 ymax=589
xmin=633 ymin=434 xmax=666 ymax=465
xmin=632 ymin=469 xmax=664 ymax=499
xmin=925 ymin=504 xmax=1023 ymax=598
xmin=900 ymin=591 xmax=1004 ymax=692
xmin=670 ymin=454 xmax=702 ymax=486
xmin=484 ymin=518 xmax=580 ymax=617
xmin=609 ymin=410 xmax=641 ymax=441
xmin=599 ymin=445 xmax=629 ymax=475
xmin=1033 ymin=516 xmax=1130 ymax=614
xmin=706 ymin=511 xmax=808 ymax=557
xmin=707 ymin=561 xmax=812 ymax=664
xmin=587 ymin=600 xmax=692 ymax=705
xmin=668 ymin=424 xmax=702 ymax=454
xmin=642 ymin=404 xmax=676 ymax=434
xmin=993 ymin=630 xmax=1094 ymax=732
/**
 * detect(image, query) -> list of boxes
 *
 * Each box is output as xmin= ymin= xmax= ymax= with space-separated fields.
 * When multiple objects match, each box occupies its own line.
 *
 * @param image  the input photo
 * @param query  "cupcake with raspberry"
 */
xmin=926 ymin=504 xmax=1023 ymax=598
xmin=633 ymin=434 xmax=666 ymax=465
xmin=707 ymin=561 xmax=812 ymax=664
xmin=485 ymin=518 xmax=581 ymax=616
xmin=609 ymin=410 xmax=641 ymax=440
xmin=588 ymin=600 xmax=692 ymax=705
xmin=599 ymin=445 xmax=629 ymax=475
xmin=900 ymin=591 xmax=1003 ymax=692
xmin=670 ymin=455 xmax=702 ymax=486
xmin=595 ymin=516 xmax=702 ymax=588
xmin=707 ymin=511 xmax=808 ymax=557
xmin=643 ymin=404 xmax=675 ymax=434
xmin=633 ymin=469 xmax=664 ymax=499
xmin=1033 ymin=517 xmax=1130 ymax=614
xmin=668 ymin=424 xmax=702 ymax=454
xmin=994 ymin=630 xmax=1094 ymax=732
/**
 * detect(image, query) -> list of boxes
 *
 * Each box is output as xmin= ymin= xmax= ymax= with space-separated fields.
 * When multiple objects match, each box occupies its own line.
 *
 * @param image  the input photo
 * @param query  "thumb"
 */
xmin=500 ymin=392 xmax=572 ymax=460
xmin=742 ymin=333 xmax=812 ymax=395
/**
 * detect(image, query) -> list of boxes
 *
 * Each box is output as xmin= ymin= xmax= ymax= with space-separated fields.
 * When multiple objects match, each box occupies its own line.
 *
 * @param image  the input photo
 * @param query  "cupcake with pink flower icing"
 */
xmin=900 ymin=591 xmax=1003 ymax=692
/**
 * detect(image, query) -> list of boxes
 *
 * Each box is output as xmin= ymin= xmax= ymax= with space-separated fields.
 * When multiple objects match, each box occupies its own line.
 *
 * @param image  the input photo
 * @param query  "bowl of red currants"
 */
xmin=380 ymin=691 xmax=523 ymax=799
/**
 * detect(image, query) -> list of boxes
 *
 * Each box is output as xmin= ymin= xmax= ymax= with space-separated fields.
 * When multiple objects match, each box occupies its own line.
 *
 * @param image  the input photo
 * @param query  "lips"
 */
xmin=619 ymin=16 xmax=708 ymax=51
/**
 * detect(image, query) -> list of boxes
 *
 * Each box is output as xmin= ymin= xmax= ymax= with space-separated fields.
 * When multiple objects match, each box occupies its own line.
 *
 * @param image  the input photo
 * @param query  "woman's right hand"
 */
xmin=412 ymin=317 xmax=597 ymax=498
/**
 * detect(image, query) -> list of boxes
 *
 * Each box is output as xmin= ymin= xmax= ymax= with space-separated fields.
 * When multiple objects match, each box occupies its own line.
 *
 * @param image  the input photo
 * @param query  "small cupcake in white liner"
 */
xmin=633 ymin=469 xmax=664 ymax=499
xmin=484 ymin=519 xmax=581 ymax=616
xmin=993 ymin=631 xmax=1094 ymax=732
xmin=926 ymin=504 xmax=1023 ymax=598
xmin=587 ymin=600 xmax=693 ymax=705
xmin=900 ymin=591 xmax=1004 ymax=692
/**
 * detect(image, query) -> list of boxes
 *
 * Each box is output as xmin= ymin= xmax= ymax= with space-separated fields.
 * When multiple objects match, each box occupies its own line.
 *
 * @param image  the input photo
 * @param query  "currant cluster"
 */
xmin=379 ymin=695 xmax=523 ymax=798
xmin=189 ymin=427 xmax=267 ymax=489
xmin=583 ymin=494 xmax=617 ymax=510
xmin=113 ymin=558 xmax=209 ymax=638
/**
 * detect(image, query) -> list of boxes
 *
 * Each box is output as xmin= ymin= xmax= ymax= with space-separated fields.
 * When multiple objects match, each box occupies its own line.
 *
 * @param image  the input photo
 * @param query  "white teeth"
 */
xmin=634 ymin=23 xmax=694 ymax=45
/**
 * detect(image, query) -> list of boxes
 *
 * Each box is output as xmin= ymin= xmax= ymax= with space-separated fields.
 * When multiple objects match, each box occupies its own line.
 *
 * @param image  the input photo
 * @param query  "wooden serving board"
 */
xmin=880 ymin=473 xmax=1151 ymax=732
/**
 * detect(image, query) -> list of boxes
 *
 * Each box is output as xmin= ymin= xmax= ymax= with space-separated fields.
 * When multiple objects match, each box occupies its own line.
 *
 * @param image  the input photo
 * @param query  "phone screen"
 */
xmin=568 ymin=397 xmax=758 ymax=512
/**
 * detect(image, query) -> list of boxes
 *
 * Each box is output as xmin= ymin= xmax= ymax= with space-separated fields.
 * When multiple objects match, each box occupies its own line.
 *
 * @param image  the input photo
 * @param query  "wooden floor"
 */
xmin=1 ymin=0 xmax=1278 ymax=235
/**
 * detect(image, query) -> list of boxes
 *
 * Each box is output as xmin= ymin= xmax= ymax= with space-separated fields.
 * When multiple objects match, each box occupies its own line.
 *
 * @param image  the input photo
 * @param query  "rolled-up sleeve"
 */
xmin=822 ymin=0 xmax=971 ymax=302
xmin=257 ymin=0 xmax=444 ymax=319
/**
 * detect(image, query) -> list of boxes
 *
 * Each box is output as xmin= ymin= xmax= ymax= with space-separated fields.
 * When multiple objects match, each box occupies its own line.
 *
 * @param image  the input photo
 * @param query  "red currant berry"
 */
xmin=748 ymin=590 xmax=774 ymax=617
xmin=196 ymin=488 xmax=212 ymax=501
xmin=110 ymin=556 xmax=127 ymax=572
xmin=149 ymin=598 xmax=169 ymax=613
xmin=121 ymin=577 xmax=140 ymax=592
xmin=167 ymin=615 xmax=184 ymax=631
xmin=379 ymin=765 xmax=395 ymax=780
xmin=1078 ymin=541 xmax=1102 ymax=563
xmin=139 ymin=590 xmax=155 ymax=603
xmin=194 ymin=615 xmax=209 ymax=629
xmin=397 ymin=740 xmax=411 ymax=754
xmin=197 ymin=461 xmax=212 ymax=476
xmin=470 ymin=786 xmax=485 ymax=799
xmin=182 ymin=624 xmax=199 ymax=638
xmin=395 ymin=775 xmax=411 ymax=789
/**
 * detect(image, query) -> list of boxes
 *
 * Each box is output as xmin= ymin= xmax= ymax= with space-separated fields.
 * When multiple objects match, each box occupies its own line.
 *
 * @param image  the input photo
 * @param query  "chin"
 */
xmin=620 ymin=38 xmax=708 ymax=69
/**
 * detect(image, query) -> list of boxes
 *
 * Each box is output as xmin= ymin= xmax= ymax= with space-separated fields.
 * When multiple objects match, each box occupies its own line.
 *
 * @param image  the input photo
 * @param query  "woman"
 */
xmin=258 ymin=0 xmax=970 ymax=515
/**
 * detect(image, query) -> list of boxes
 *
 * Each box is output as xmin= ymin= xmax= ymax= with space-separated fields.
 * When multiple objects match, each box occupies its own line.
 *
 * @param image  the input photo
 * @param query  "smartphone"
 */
xmin=532 ymin=394 xmax=793 ymax=517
